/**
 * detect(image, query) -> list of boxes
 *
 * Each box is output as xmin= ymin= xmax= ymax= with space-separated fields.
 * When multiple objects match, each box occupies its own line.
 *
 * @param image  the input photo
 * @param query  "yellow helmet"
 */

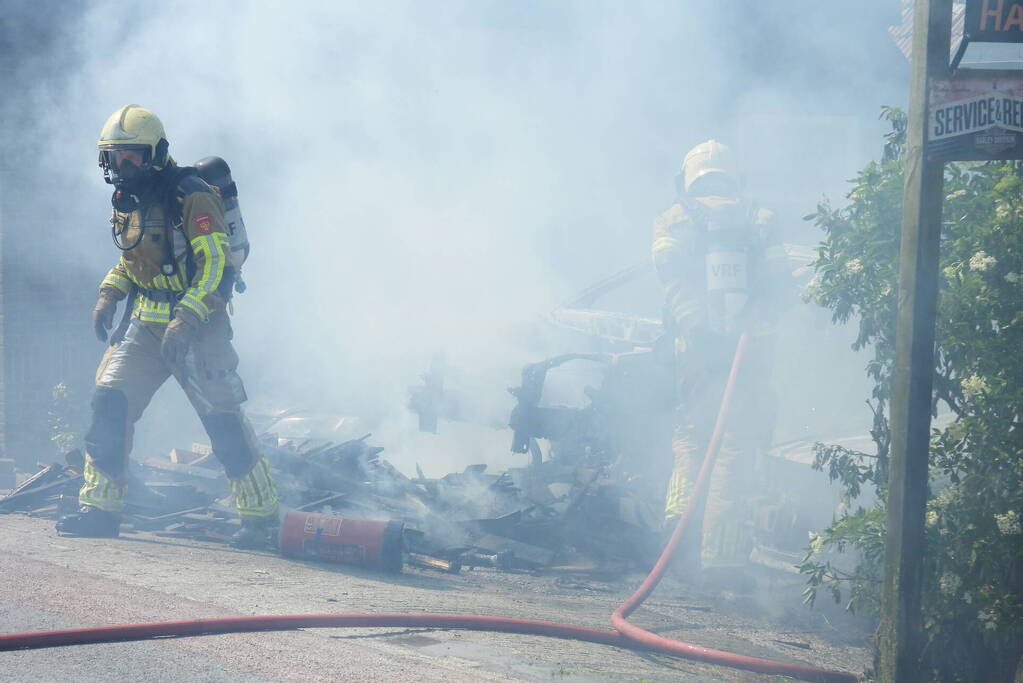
xmin=97 ymin=104 xmax=169 ymax=186
xmin=681 ymin=140 xmax=738 ymax=195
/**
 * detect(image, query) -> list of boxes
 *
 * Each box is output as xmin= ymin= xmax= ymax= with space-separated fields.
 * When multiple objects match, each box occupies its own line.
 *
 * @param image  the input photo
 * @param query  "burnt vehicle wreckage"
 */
xmin=2 ymin=257 xmax=835 ymax=582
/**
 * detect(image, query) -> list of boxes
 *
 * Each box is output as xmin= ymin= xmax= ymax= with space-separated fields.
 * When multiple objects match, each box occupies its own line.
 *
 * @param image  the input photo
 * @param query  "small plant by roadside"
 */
xmin=49 ymin=382 xmax=85 ymax=455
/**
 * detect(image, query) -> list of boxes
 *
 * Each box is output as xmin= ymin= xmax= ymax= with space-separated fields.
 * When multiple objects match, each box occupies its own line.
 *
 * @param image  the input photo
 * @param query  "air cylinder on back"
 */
xmin=194 ymin=156 xmax=250 ymax=280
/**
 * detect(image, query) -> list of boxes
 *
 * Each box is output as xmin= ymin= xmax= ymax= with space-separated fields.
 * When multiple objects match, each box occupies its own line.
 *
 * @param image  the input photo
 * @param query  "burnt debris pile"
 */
xmin=0 ymin=430 xmax=664 ymax=575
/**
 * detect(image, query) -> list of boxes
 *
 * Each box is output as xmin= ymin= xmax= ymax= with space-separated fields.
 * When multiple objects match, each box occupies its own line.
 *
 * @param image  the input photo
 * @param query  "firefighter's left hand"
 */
xmin=161 ymin=311 xmax=200 ymax=369
xmin=92 ymin=295 xmax=118 ymax=343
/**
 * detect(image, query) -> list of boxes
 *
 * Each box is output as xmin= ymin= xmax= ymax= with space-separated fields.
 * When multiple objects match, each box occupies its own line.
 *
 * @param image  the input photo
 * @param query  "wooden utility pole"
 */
xmin=878 ymin=0 xmax=951 ymax=681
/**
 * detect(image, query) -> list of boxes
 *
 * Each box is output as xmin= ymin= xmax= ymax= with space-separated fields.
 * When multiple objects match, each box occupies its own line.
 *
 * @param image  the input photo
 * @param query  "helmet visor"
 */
xmin=99 ymin=145 xmax=152 ymax=184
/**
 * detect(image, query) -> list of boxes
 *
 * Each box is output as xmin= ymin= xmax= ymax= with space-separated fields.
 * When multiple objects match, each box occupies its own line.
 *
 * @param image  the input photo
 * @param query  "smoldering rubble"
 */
xmin=0 ymin=423 xmax=665 ymax=575
xmin=0 ymin=295 xmax=837 ymax=578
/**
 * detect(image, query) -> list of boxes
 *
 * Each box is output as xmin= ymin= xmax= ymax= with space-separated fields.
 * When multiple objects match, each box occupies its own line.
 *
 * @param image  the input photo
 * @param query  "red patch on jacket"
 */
xmin=193 ymin=214 xmax=213 ymax=234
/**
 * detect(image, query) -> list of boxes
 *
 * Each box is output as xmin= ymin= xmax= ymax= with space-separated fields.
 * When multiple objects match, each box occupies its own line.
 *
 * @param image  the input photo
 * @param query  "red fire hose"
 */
xmin=0 ymin=333 xmax=857 ymax=682
xmin=611 ymin=333 xmax=855 ymax=682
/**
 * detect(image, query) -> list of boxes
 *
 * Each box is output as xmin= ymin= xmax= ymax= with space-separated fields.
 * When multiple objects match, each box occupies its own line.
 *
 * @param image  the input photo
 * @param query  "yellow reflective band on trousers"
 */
xmin=701 ymin=518 xmax=751 ymax=569
xmin=229 ymin=456 xmax=279 ymax=519
xmin=78 ymin=458 xmax=127 ymax=514
xmin=664 ymin=432 xmax=751 ymax=569
xmin=664 ymin=432 xmax=697 ymax=518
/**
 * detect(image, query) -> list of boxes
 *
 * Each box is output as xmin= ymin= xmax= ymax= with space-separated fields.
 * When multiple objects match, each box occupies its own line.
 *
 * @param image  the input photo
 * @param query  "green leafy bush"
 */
xmin=800 ymin=107 xmax=1023 ymax=682
xmin=49 ymin=382 xmax=84 ymax=455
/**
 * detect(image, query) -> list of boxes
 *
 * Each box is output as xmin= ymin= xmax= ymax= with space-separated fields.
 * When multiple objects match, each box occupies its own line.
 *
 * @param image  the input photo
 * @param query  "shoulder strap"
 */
xmin=159 ymin=166 xmax=200 ymax=281
xmin=162 ymin=166 xmax=199 ymax=226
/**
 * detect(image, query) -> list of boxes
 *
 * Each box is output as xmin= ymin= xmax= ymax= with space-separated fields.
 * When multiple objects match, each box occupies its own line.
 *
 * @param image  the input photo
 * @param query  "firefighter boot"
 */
xmin=56 ymin=505 xmax=121 ymax=538
xmin=231 ymin=515 xmax=278 ymax=550
xmin=227 ymin=455 xmax=279 ymax=550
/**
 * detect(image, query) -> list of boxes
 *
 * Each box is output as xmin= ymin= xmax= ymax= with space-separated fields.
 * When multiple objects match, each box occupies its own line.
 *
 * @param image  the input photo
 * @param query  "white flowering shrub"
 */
xmin=798 ymin=108 xmax=1023 ymax=682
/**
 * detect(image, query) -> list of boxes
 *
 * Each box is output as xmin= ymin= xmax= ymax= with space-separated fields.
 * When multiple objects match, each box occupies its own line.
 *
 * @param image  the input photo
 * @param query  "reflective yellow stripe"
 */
xmin=229 ymin=457 xmax=279 ymax=519
xmin=652 ymin=236 xmax=679 ymax=254
xmin=673 ymin=301 xmax=701 ymax=316
xmin=665 ymin=433 xmax=698 ymax=519
xmin=179 ymin=293 xmax=210 ymax=321
xmin=668 ymin=291 xmax=701 ymax=323
xmin=102 ymin=271 xmax=133 ymax=295
xmin=664 ymin=468 xmax=690 ymax=518
xmin=180 ymin=233 xmax=228 ymax=322
xmin=79 ymin=459 xmax=126 ymax=513
xmin=133 ymin=297 xmax=174 ymax=324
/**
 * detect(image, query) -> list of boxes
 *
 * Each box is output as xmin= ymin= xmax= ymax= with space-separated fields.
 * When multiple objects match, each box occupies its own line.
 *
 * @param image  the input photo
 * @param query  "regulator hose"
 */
xmin=0 ymin=332 xmax=857 ymax=683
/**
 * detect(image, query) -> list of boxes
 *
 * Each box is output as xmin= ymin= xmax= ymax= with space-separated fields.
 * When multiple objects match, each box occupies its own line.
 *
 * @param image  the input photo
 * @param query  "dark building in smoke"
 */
xmin=0 ymin=3 xmax=97 ymax=467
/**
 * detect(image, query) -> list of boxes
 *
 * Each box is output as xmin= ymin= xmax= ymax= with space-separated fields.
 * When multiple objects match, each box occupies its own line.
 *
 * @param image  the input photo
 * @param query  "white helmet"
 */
xmin=681 ymin=140 xmax=739 ymax=195
xmin=97 ymin=104 xmax=169 ymax=186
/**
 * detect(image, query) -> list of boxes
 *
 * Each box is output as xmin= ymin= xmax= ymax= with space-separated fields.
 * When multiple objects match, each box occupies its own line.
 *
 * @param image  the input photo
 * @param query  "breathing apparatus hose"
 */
xmin=0 ymin=332 xmax=857 ymax=682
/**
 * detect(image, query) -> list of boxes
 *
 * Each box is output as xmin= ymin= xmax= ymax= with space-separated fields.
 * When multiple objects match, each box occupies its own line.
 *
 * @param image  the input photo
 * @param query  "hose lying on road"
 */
xmin=0 ymin=332 xmax=857 ymax=683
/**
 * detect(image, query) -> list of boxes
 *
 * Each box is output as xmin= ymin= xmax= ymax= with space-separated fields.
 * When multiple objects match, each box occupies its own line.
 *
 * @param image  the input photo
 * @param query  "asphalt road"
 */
xmin=0 ymin=514 xmax=870 ymax=682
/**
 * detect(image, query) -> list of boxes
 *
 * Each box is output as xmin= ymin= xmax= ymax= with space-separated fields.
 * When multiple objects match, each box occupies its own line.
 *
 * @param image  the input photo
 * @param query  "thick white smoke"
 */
xmin=26 ymin=1 xmax=904 ymax=475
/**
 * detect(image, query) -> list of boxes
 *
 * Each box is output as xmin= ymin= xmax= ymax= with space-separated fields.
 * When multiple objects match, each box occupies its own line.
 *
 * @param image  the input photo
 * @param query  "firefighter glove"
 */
xmin=161 ymin=310 xmax=200 ymax=368
xmin=92 ymin=295 xmax=118 ymax=343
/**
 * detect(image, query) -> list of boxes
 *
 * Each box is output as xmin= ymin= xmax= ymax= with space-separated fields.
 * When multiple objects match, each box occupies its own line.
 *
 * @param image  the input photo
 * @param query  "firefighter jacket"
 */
xmin=99 ymin=165 xmax=230 ymax=325
xmin=651 ymin=195 xmax=789 ymax=341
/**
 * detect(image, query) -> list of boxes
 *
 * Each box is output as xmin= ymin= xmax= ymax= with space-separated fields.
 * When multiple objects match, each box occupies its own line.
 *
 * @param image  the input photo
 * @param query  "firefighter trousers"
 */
xmin=78 ymin=312 xmax=278 ymax=519
xmin=664 ymin=342 xmax=775 ymax=569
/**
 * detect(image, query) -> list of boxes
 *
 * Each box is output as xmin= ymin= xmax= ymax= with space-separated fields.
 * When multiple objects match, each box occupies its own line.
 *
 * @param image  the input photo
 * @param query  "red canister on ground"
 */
xmin=278 ymin=510 xmax=404 ymax=573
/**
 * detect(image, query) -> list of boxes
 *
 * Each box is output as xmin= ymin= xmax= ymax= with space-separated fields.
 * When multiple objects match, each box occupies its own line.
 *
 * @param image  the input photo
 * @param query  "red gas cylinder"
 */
xmin=278 ymin=510 xmax=404 ymax=573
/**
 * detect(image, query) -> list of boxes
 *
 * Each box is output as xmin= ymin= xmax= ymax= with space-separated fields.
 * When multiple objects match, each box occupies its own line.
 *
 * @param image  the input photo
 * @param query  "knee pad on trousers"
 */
xmin=200 ymin=412 xmax=255 ymax=478
xmin=84 ymin=387 xmax=128 ymax=477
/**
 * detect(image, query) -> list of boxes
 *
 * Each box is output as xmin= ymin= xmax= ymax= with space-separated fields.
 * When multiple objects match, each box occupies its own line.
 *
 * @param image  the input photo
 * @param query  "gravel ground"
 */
xmin=0 ymin=514 xmax=872 ymax=682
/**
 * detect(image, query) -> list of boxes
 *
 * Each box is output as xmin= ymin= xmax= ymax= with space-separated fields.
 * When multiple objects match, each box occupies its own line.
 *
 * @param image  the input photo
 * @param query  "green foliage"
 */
xmin=800 ymin=107 xmax=1023 ymax=681
xmin=798 ymin=505 xmax=886 ymax=615
xmin=48 ymin=382 xmax=84 ymax=454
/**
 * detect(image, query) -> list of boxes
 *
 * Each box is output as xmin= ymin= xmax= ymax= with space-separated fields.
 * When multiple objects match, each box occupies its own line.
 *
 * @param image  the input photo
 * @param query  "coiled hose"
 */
xmin=0 ymin=332 xmax=857 ymax=682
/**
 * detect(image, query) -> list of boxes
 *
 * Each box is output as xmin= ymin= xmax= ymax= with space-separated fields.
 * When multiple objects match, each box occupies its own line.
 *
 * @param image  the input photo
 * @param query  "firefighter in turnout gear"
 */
xmin=652 ymin=140 xmax=789 ymax=586
xmin=57 ymin=105 xmax=278 ymax=548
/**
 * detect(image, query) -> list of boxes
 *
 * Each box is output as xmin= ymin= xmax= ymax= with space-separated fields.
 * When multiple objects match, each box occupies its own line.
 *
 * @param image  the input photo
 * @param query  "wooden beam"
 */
xmin=878 ymin=1 xmax=952 ymax=681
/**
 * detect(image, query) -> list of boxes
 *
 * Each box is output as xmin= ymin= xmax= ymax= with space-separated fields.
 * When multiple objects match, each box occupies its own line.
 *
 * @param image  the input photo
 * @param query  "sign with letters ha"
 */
xmin=965 ymin=0 xmax=1023 ymax=43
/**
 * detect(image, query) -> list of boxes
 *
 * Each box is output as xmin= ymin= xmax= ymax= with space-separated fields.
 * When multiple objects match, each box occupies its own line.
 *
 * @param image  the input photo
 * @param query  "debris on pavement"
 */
xmin=2 ymin=417 xmax=666 ymax=576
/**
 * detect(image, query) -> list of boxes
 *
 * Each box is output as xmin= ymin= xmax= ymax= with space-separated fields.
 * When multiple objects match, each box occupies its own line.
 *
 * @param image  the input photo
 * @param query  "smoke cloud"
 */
xmin=9 ymin=1 xmax=906 ymax=476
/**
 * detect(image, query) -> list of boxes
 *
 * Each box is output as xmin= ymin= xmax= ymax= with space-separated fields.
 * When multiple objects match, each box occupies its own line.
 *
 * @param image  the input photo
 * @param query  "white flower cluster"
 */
xmin=801 ymin=272 xmax=823 ymax=304
xmin=938 ymin=571 xmax=962 ymax=595
xmin=969 ymin=251 xmax=997 ymax=272
xmin=961 ymin=374 xmax=989 ymax=398
xmin=845 ymin=258 xmax=864 ymax=275
xmin=994 ymin=510 xmax=1021 ymax=536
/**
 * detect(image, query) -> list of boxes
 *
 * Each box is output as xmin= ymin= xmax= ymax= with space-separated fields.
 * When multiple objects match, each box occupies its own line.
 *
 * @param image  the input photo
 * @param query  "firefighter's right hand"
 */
xmin=92 ymin=296 xmax=117 ymax=343
xmin=161 ymin=312 xmax=199 ymax=369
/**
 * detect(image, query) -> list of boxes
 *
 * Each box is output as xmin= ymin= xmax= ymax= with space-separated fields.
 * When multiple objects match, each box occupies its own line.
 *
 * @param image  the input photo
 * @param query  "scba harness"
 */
xmin=109 ymin=159 xmax=248 ymax=304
